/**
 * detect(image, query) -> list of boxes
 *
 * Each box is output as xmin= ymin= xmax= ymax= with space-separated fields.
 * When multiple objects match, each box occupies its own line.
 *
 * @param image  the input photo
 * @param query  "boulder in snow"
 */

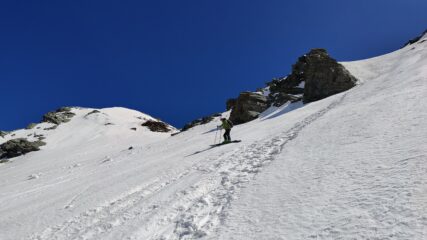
xmin=292 ymin=49 xmax=357 ymax=103
xmin=229 ymin=92 xmax=269 ymax=124
xmin=0 ymin=131 xmax=8 ymax=138
xmin=44 ymin=125 xmax=58 ymax=131
xmin=42 ymin=107 xmax=76 ymax=125
xmin=0 ymin=138 xmax=46 ymax=160
xmin=141 ymin=120 xmax=171 ymax=133
xmin=226 ymin=49 xmax=356 ymax=123
xmin=84 ymin=110 xmax=101 ymax=117
xmin=266 ymin=49 xmax=357 ymax=105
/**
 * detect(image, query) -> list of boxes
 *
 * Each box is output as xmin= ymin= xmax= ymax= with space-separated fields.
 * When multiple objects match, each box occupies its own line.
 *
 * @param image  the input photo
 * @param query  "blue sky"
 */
xmin=1 ymin=0 xmax=426 ymax=130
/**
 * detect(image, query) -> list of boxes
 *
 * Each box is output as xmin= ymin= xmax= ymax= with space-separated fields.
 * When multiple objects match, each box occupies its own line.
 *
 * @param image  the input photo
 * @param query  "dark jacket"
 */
xmin=221 ymin=120 xmax=232 ymax=130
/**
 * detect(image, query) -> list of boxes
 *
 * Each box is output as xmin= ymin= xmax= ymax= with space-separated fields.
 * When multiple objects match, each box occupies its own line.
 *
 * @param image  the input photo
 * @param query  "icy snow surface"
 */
xmin=1 ymin=38 xmax=427 ymax=240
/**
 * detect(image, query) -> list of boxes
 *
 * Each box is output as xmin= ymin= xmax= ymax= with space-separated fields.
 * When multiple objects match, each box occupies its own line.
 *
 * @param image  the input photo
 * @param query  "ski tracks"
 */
xmin=29 ymin=94 xmax=346 ymax=240
xmin=29 ymin=169 xmax=193 ymax=240
xmin=163 ymin=94 xmax=347 ymax=239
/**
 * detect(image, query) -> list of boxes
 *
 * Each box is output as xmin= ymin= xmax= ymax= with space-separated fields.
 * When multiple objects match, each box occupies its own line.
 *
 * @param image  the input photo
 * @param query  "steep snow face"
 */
xmin=215 ymin=36 xmax=427 ymax=239
xmin=1 ymin=38 xmax=427 ymax=240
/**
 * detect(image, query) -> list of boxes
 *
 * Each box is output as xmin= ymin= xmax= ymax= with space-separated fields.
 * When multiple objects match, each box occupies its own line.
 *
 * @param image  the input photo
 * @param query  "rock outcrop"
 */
xmin=26 ymin=123 xmax=37 ymax=130
xmin=141 ymin=120 xmax=171 ymax=133
xmin=300 ymin=49 xmax=357 ymax=102
xmin=226 ymin=99 xmax=237 ymax=111
xmin=404 ymin=29 xmax=427 ymax=47
xmin=0 ymin=138 xmax=46 ymax=160
xmin=269 ymin=49 xmax=357 ymax=104
xmin=270 ymin=92 xmax=302 ymax=107
xmin=0 ymin=131 xmax=8 ymax=138
xmin=85 ymin=110 xmax=101 ymax=117
xmin=227 ymin=49 xmax=357 ymax=124
xmin=42 ymin=107 xmax=76 ymax=125
xmin=269 ymin=76 xmax=304 ymax=97
xmin=267 ymin=76 xmax=304 ymax=107
xmin=181 ymin=113 xmax=222 ymax=132
xmin=44 ymin=125 xmax=58 ymax=131
xmin=229 ymin=92 xmax=269 ymax=124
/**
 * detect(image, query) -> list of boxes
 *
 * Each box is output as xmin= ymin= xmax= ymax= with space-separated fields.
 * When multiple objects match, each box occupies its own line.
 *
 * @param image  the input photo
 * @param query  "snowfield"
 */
xmin=1 ymin=34 xmax=427 ymax=240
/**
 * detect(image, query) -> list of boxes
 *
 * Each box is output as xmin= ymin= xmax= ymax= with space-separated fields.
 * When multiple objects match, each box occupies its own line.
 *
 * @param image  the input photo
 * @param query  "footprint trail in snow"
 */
xmin=29 ymin=93 xmax=346 ymax=240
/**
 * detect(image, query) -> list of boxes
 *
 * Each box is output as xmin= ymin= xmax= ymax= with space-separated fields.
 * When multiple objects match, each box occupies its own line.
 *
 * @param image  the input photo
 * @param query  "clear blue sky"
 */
xmin=1 ymin=0 xmax=426 ymax=130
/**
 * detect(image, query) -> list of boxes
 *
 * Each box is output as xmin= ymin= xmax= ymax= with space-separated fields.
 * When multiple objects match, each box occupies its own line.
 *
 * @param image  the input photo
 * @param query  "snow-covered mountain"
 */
xmin=1 ymin=32 xmax=427 ymax=239
xmin=0 ymin=107 xmax=176 ymax=160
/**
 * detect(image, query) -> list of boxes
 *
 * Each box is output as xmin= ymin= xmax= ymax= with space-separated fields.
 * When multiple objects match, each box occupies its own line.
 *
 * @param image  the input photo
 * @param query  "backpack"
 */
xmin=227 ymin=119 xmax=234 ymax=128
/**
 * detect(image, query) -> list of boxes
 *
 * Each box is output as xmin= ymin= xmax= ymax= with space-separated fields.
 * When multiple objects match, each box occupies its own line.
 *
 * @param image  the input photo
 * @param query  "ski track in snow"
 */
xmin=29 ymin=93 xmax=347 ymax=240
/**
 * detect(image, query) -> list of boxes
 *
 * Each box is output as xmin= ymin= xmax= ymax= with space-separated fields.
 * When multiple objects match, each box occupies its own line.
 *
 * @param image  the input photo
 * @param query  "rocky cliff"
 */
xmin=227 ymin=48 xmax=357 ymax=124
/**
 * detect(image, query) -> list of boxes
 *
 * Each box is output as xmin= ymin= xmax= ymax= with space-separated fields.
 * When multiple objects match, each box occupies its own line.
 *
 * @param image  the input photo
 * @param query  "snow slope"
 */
xmin=0 ymin=34 xmax=426 ymax=240
xmin=215 ymin=34 xmax=427 ymax=239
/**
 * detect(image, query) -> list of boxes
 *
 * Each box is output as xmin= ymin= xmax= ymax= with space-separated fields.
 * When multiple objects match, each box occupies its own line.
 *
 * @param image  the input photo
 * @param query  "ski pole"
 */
xmin=219 ymin=129 xmax=222 ymax=144
xmin=214 ymin=127 xmax=219 ymax=145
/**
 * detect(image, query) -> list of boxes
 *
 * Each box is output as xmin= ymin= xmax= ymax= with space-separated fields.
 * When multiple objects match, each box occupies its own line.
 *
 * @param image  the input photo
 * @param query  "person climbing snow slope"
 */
xmin=219 ymin=118 xmax=233 ymax=143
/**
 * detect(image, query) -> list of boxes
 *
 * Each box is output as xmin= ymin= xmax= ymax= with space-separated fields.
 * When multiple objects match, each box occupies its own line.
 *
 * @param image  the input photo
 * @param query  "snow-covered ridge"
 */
xmin=0 ymin=107 xmax=176 ymax=160
xmin=403 ymin=29 xmax=427 ymax=47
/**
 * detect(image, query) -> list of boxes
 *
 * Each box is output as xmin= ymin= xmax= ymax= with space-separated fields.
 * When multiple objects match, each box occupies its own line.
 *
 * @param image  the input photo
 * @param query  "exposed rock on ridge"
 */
xmin=227 ymin=48 xmax=357 ymax=124
xmin=0 ymin=131 xmax=8 ymax=138
xmin=229 ymin=92 xmax=269 ymax=124
xmin=226 ymin=99 xmax=237 ymax=111
xmin=141 ymin=120 xmax=171 ymax=133
xmin=404 ymin=29 xmax=427 ymax=47
xmin=299 ymin=49 xmax=357 ymax=102
xmin=268 ymin=49 xmax=357 ymax=103
xmin=267 ymin=76 xmax=304 ymax=107
xmin=42 ymin=107 xmax=76 ymax=125
xmin=0 ymin=138 xmax=46 ymax=161
xmin=181 ymin=113 xmax=222 ymax=132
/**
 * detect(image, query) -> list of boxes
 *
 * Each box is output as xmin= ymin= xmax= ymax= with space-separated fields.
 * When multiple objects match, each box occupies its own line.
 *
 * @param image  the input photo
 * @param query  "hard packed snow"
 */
xmin=0 ymin=36 xmax=427 ymax=239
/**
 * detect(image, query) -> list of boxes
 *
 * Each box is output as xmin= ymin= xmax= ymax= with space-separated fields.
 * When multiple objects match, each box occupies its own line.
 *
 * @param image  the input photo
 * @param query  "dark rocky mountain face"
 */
xmin=229 ymin=92 xmax=269 ymax=124
xmin=226 ymin=99 xmax=237 ymax=111
xmin=0 ymin=138 xmax=46 ymax=161
xmin=171 ymin=48 xmax=359 ymax=130
xmin=299 ymin=49 xmax=357 ymax=102
xmin=42 ymin=107 xmax=76 ymax=125
xmin=227 ymin=49 xmax=357 ymax=125
xmin=181 ymin=113 xmax=222 ymax=132
xmin=141 ymin=120 xmax=171 ymax=133
xmin=268 ymin=49 xmax=357 ymax=104
xmin=267 ymin=76 xmax=304 ymax=107
xmin=0 ymin=107 xmax=75 ymax=161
